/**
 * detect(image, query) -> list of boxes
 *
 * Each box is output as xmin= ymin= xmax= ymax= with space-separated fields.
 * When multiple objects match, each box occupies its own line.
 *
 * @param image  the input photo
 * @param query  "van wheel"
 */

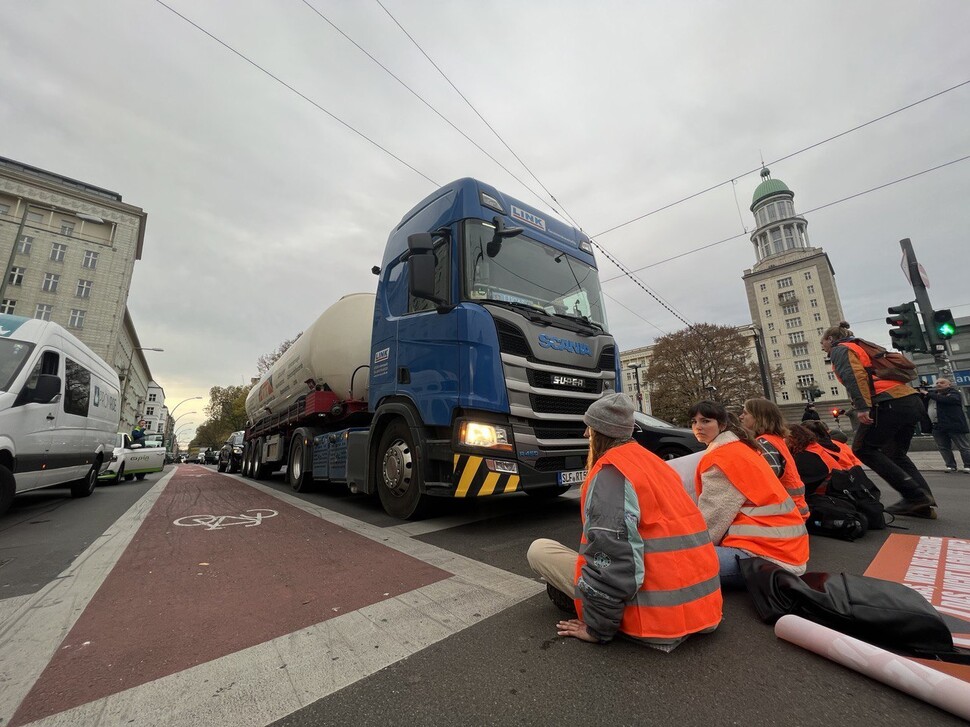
xmin=114 ymin=464 xmax=125 ymax=484
xmin=71 ymin=461 xmax=98 ymax=498
xmin=0 ymin=466 xmax=15 ymax=516
xmin=377 ymin=419 xmax=426 ymax=519
xmin=135 ymin=473 xmax=146 ymax=481
xmin=288 ymin=434 xmax=314 ymax=492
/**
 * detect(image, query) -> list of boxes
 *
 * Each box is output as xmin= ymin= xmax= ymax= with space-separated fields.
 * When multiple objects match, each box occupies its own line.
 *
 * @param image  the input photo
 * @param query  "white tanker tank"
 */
xmin=245 ymin=293 xmax=375 ymax=423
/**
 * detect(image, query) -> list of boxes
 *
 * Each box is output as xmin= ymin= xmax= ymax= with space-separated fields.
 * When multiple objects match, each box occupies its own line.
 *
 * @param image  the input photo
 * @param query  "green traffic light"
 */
xmin=938 ymin=322 xmax=956 ymax=337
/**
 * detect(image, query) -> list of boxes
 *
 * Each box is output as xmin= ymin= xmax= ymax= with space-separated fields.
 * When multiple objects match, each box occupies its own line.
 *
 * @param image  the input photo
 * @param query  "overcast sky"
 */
xmin=3 ymin=1 xmax=969 ymax=439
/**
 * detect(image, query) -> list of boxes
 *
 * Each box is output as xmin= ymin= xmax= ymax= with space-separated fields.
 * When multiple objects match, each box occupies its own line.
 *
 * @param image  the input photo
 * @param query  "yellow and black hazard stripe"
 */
xmin=452 ymin=455 xmax=521 ymax=497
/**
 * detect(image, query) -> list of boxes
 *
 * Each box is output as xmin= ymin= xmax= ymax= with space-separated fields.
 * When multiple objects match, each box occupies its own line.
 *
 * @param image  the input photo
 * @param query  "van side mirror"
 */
xmin=26 ymin=374 xmax=62 ymax=404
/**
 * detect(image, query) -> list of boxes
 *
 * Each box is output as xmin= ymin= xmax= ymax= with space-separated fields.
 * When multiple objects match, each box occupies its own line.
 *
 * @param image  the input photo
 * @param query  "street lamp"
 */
xmin=170 ymin=396 xmax=202 ymax=417
xmin=166 ymin=400 xmax=201 ymax=451
xmin=119 ymin=346 xmax=163 ymax=429
xmin=629 ymin=363 xmax=644 ymax=414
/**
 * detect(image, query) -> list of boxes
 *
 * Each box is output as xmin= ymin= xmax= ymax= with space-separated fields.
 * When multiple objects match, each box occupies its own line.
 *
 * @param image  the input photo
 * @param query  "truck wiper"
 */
xmin=550 ymin=311 xmax=603 ymax=332
xmin=481 ymin=299 xmax=551 ymax=325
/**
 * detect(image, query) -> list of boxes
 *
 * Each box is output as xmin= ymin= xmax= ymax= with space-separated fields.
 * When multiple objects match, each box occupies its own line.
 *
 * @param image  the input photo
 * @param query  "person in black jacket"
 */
xmin=923 ymin=379 xmax=970 ymax=473
xmin=801 ymin=403 xmax=821 ymax=422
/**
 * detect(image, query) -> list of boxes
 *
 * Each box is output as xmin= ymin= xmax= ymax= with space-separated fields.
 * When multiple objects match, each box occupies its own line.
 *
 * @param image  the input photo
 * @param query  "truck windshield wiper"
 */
xmin=482 ymin=299 xmax=551 ymax=324
xmin=550 ymin=311 xmax=603 ymax=332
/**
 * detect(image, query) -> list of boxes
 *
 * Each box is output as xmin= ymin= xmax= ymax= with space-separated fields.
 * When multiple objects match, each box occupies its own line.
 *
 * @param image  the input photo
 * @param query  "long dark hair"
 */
xmin=786 ymin=423 xmax=818 ymax=455
xmin=687 ymin=400 xmax=758 ymax=451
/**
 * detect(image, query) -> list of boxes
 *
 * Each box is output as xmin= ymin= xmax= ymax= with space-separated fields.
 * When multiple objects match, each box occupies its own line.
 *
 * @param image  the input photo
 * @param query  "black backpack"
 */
xmin=805 ymin=494 xmax=867 ymax=541
xmin=827 ymin=465 xmax=886 ymax=530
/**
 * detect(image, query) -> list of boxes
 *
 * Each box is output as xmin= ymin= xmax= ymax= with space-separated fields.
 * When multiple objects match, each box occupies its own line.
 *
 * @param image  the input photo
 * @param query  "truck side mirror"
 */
xmin=409 ymin=252 xmax=443 ymax=305
xmin=26 ymin=374 xmax=62 ymax=405
xmin=407 ymin=232 xmax=434 ymax=254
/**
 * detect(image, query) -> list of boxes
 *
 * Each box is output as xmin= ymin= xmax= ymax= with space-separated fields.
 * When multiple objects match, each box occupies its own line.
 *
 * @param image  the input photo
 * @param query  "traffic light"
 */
xmin=831 ymin=407 xmax=846 ymax=421
xmin=933 ymin=309 xmax=956 ymax=340
xmin=886 ymin=302 xmax=926 ymax=352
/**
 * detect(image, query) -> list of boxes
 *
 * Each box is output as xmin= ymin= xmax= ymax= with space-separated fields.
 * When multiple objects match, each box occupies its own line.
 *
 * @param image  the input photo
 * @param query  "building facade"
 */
xmin=741 ymin=168 xmax=850 ymax=421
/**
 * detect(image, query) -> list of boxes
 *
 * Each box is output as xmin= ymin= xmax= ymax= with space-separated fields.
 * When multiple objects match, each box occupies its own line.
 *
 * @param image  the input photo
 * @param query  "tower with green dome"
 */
xmin=741 ymin=168 xmax=849 ymax=417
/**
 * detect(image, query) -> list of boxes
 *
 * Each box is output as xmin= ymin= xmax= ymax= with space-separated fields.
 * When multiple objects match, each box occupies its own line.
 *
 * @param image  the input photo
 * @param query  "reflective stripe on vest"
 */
xmin=575 ymin=442 xmax=722 ymax=640
xmin=698 ymin=440 xmax=809 ymax=567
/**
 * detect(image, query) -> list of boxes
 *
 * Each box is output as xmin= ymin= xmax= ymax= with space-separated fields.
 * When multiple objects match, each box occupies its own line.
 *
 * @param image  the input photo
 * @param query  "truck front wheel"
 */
xmin=377 ymin=419 xmax=426 ymax=519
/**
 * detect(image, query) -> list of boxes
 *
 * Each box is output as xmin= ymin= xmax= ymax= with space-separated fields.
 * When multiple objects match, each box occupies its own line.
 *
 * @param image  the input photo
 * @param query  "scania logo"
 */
xmin=537 ymin=334 xmax=592 ymax=356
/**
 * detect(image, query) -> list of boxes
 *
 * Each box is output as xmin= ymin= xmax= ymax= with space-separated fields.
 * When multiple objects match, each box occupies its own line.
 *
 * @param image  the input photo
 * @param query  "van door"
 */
xmin=14 ymin=349 xmax=61 ymax=492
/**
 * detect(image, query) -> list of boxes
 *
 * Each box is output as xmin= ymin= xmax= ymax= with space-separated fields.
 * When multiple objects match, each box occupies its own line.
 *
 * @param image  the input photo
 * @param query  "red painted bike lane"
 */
xmin=11 ymin=466 xmax=450 ymax=726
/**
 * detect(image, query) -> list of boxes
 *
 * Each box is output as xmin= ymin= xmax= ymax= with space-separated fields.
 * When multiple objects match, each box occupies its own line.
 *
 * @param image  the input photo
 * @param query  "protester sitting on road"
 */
xmin=786 ymin=423 xmax=853 ymax=496
xmin=527 ymin=393 xmax=722 ymax=650
xmin=802 ymin=420 xmax=862 ymax=467
xmin=821 ymin=321 xmax=936 ymax=518
xmin=922 ymin=378 xmax=970 ymax=473
xmin=131 ymin=419 xmax=147 ymax=446
xmin=739 ymin=398 xmax=809 ymax=521
xmin=689 ymin=400 xmax=808 ymax=588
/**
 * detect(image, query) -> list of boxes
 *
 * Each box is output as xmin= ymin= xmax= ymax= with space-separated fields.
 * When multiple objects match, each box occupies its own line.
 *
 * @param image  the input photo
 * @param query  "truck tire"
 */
xmin=253 ymin=437 xmax=270 ymax=480
xmin=377 ymin=419 xmax=426 ymax=519
xmin=0 ymin=465 xmax=15 ymax=517
xmin=71 ymin=460 xmax=99 ymax=498
xmin=217 ymin=459 xmax=227 ymax=473
xmin=242 ymin=442 xmax=254 ymax=478
xmin=288 ymin=433 xmax=314 ymax=493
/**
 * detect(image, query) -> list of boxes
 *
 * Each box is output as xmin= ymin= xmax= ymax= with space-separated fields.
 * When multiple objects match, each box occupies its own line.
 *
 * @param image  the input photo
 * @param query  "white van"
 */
xmin=0 ymin=314 xmax=121 ymax=515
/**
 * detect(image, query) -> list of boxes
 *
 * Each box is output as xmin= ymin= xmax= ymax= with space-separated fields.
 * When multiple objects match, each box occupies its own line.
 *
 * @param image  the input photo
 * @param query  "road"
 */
xmin=0 ymin=455 xmax=967 ymax=726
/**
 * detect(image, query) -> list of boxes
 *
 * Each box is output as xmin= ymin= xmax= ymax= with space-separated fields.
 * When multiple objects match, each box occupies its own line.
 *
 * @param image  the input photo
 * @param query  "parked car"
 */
xmin=218 ymin=431 xmax=245 ymax=473
xmin=0 ymin=314 xmax=121 ymax=516
xmin=631 ymin=412 xmax=705 ymax=460
xmin=99 ymin=432 xmax=166 ymax=483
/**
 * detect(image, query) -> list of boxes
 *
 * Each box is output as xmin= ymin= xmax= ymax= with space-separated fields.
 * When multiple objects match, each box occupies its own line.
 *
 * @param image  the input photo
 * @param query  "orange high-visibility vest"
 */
xmin=832 ymin=440 xmax=863 ymax=467
xmin=836 ymin=341 xmax=899 ymax=396
xmin=758 ymin=433 xmax=809 ymax=521
xmin=575 ymin=442 xmax=723 ymax=640
xmin=696 ymin=440 xmax=809 ymax=568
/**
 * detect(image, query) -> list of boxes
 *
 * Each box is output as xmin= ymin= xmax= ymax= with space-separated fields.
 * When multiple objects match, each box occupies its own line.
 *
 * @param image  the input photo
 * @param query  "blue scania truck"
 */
xmin=241 ymin=178 xmax=619 ymax=518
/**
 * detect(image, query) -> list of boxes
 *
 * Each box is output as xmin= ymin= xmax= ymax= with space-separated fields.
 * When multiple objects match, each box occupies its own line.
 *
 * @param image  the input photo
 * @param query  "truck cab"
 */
xmin=361 ymin=179 xmax=617 ymax=517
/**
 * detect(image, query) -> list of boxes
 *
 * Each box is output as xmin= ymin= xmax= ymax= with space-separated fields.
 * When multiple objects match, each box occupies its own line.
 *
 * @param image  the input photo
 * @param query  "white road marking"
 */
xmin=173 ymin=509 xmax=278 ymax=530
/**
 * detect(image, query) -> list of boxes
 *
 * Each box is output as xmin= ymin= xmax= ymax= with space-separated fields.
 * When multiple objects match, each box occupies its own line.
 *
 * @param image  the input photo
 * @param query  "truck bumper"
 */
xmin=423 ymin=452 xmax=583 ymax=498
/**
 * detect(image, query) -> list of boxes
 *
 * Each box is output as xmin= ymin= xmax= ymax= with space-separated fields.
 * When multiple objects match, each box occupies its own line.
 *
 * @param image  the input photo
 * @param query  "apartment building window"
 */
xmin=35 ymin=303 xmax=53 ymax=321
xmin=813 ymin=313 xmax=822 ymax=322
xmin=785 ymin=317 xmax=802 ymax=329
xmin=42 ymin=273 xmax=60 ymax=293
xmin=810 ymin=299 xmax=818 ymax=308
xmin=777 ymin=276 xmax=793 ymax=289
xmin=26 ymin=211 xmax=43 ymax=224
xmin=759 ymin=283 xmax=766 ymax=291
xmin=1 ymin=299 xmax=15 ymax=314
xmin=807 ymin=285 xmax=815 ymax=294
xmin=0 ymin=203 xmax=9 ymax=216
xmin=816 ymin=327 xmax=823 ymax=335
xmin=762 ymin=296 xmax=769 ymax=305
xmin=773 ymin=349 xmax=781 ymax=359
xmin=828 ymin=372 xmax=836 ymax=381
xmin=60 ymin=221 xmax=75 ymax=237
xmin=796 ymin=375 xmax=815 ymax=387
xmin=804 ymin=271 xmax=813 ymax=280
xmin=794 ymin=359 xmax=812 ymax=371
xmin=76 ymin=279 xmax=93 ymax=298
xmin=791 ymin=344 xmax=809 ymax=356
xmin=157 ymin=422 xmax=164 ymax=433
xmin=781 ymin=391 xmax=790 ymax=401
xmin=148 ymin=393 xmax=157 ymax=402
xmin=830 ymin=387 xmax=840 ymax=396
xmin=764 ymin=309 xmax=772 ymax=317
xmin=82 ymin=250 xmax=99 ymax=269
xmin=780 ymin=291 xmax=796 ymax=302
xmin=17 ymin=236 xmax=33 ymax=255
xmin=8 ymin=267 xmax=25 ymax=286
xmin=782 ymin=304 xmax=799 ymax=315
xmin=770 ymin=336 xmax=777 ymax=344
xmin=789 ymin=332 xmax=805 ymax=343
xmin=767 ymin=322 xmax=775 ymax=331
xmin=50 ymin=243 xmax=67 ymax=262
xmin=146 ymin=406 xmax=155 ymax=416
xmin=68 ymin=309 xmax=86 ymax=329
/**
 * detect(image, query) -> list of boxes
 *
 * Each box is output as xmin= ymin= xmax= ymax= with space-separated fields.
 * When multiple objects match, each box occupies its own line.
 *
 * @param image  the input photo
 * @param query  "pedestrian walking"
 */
xmin=801 ymin=403 xmax=821 ymax=422
xmin=922 ymin=378 xmax=970 ymax=473
xmin=820 ymin=322 xmax=936 ymax=518
xmin=527 ymin=393 xmax=722 ymax=650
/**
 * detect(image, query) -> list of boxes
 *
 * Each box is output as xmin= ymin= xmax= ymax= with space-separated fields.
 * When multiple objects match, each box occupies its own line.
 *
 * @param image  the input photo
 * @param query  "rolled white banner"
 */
xmin=775 ymin=615 xmax=970 ymax=720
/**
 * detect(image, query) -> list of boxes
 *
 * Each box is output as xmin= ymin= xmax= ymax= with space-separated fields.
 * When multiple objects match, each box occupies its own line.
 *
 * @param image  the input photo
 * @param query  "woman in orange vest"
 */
xmin=802 ymin=420 xmax=865 ymax=468
xmin=787 ymin=423 xmax=848 ymax=495
xmin=690 ymin=400 xmax=809 ymax=588
xmin=527 ymin=393 xmax=722 ymax=650
xmin=739 ymin=397 xmax=810 ymax=521
xmin=822 ymin=321 xmax=935 ymax=517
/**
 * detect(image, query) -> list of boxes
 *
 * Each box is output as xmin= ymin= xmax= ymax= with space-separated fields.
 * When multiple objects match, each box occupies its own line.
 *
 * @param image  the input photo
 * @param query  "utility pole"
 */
xmin=629 ymin=363 xmax=644 ymax=413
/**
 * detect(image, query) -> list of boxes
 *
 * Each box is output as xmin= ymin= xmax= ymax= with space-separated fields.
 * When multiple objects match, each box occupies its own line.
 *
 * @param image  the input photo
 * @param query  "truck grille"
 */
xmin=529 ymin=395 xmax=591 ymax=416
xmin=597 ymin=346 xmax=616 ymax=370
xmin=495 ymin=319 xmax=532 ymax=358
xmin=527 ymin=369 xmax=602 ymax=394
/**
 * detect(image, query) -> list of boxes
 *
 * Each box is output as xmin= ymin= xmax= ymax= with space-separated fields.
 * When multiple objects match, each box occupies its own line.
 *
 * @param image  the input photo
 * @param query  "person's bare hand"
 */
xmin=556 ymin=618 xmax=599 ymax=642
xmin=857 ymin=411 xmax=873 ymax=425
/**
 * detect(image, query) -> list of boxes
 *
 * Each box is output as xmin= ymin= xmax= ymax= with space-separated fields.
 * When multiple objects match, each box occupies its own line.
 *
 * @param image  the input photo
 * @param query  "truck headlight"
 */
xmin=233 ymin=447 xmax=243 ymax=454
xmin=459 ymin=421 xmax=512 ymax=451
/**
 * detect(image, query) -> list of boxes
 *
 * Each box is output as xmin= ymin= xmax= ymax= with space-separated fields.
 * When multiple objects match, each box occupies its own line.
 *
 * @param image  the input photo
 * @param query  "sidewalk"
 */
xmin=0 ymin=466 xmax=541 ymax=727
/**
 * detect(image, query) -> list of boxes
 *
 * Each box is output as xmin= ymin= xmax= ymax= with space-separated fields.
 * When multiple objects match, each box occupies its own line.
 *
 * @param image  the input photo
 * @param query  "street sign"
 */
xmin=953 ymin=369 xmax=970 ymax=387
xmin=900 ymin=250 xmax=930 ymax=288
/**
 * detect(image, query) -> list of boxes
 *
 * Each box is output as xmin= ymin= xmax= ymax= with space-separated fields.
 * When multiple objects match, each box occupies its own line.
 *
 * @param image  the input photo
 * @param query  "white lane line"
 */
xmin=0 ymin=469 xmax=176 ymax=724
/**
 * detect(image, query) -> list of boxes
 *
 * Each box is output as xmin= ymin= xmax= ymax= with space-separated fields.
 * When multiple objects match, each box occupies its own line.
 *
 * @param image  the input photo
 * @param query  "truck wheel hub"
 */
xmin=382 ymin=440 xmax=412 ymax=496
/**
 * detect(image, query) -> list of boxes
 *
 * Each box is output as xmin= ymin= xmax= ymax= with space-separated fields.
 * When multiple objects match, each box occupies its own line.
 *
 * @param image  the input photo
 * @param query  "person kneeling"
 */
xmin=527 ymin=393 xmax=722 ymax=651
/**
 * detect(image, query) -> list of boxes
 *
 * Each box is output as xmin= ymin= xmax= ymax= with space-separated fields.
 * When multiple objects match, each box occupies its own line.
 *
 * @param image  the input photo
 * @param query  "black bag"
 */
xmin=828 ymin=465 xmax=885 ymax=530
xmin=740 ymin=557 xmax=970 ymax=663
xmin=805 ymin=494 xmax=867 ymax=541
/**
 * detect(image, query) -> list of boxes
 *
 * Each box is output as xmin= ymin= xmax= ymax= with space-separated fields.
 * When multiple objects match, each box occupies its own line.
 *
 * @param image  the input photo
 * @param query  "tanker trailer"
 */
xmin=241 ymin=292 xmax=374 ymax=481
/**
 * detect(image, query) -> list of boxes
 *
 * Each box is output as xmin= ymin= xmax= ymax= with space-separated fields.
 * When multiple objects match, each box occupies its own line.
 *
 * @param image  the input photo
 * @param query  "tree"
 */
xmin=257 ymin=333 xmax=302 ymax=376
xmin=645 ymin=323 xmax=775 ymax=426
xmin=191 ymin=385 xmax=251 ymax=450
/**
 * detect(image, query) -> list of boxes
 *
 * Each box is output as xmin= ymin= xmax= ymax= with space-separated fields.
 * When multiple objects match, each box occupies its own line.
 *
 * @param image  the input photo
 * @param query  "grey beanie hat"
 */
xmin=583 ymin=393 xmax=635 ymax=439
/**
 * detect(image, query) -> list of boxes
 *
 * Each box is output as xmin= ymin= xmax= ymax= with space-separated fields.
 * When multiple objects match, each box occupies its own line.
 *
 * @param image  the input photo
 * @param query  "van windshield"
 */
xmin=0 ymin=339 xmax=35 ymax=392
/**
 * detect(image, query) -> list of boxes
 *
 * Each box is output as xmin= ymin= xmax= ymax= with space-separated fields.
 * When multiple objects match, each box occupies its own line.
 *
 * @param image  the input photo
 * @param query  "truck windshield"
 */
xmin=0 ymin=339 xmax=35 ymax=392
xmin=462 ymin=220 xmax=608 ymax=329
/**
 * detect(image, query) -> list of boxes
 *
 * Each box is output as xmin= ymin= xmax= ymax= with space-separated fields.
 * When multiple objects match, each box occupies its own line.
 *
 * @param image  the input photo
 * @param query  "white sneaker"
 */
xmin=944 ymin=467 xmax=957 ymax=473
xmin=963 ymin=467 xmax=970 ymax=474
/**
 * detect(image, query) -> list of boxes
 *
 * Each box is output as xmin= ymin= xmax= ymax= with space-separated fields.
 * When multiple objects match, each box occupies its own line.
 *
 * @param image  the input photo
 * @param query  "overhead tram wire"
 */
xmin=592 ymin=77 xmax=970 ymax=238
xmin=152 ymin=0 xmax=439 ymax=187
xmin=373 ymin=0 xmax=694 ymax=328
xmin=299 ymin=0 xmax=560 ymax=216
xmin=600 ymin=153 xmax=970 ymax=283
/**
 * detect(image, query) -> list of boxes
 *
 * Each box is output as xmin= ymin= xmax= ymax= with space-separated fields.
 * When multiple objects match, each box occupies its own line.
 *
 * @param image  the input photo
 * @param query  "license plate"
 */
xmin=557 ymin=469 xmax=587 ymax=486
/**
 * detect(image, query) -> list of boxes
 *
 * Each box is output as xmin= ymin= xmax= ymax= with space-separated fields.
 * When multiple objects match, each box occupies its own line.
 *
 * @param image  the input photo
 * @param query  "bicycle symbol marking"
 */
xmin=173 ymin=509 xmax=278 ymax=531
